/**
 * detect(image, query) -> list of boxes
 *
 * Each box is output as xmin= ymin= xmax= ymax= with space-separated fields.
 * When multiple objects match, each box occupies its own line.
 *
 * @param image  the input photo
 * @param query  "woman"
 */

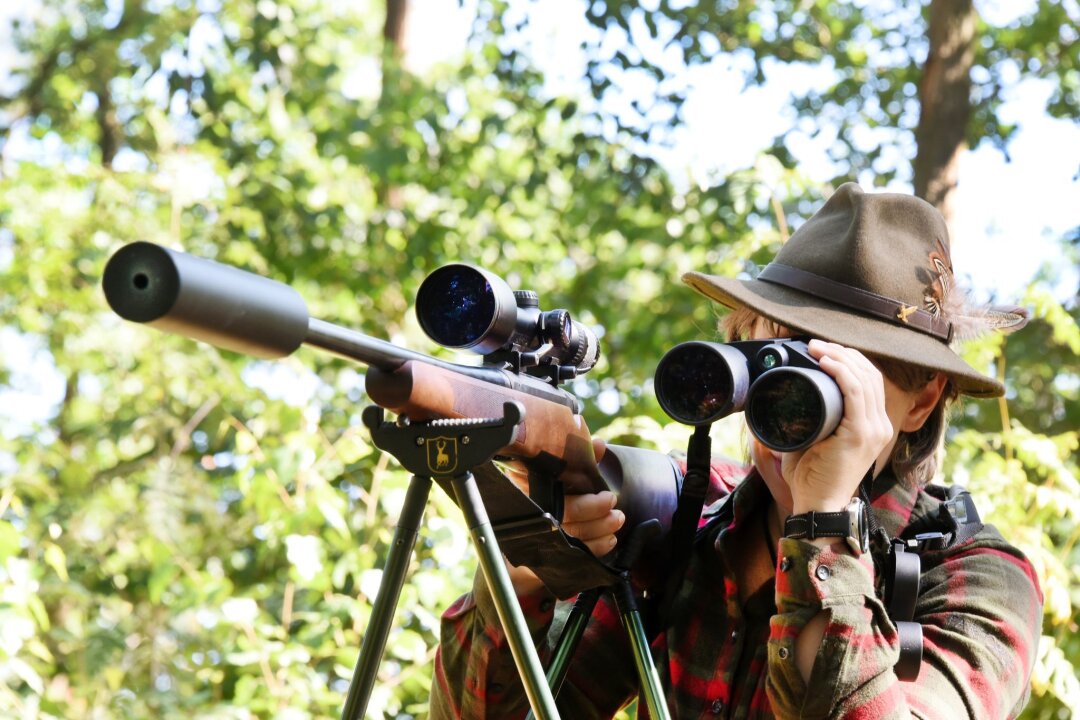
xmin=430 ymin=183 xmax=1042 ymax=719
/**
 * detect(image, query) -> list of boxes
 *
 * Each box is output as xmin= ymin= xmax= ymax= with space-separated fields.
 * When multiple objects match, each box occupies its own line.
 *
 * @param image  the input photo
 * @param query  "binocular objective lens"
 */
xmin=416 ymin=267 xmax=497 ymax=348
xmin=657 ymin=344 xmax=733 ymax=424
xmin=747 ymin=372 xmax=824 ymax=451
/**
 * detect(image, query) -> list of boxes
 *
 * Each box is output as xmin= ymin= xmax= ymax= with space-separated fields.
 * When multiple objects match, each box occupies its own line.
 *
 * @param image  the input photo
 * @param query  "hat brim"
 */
xmin=683 ymin=271 xmax=1004 ymax=398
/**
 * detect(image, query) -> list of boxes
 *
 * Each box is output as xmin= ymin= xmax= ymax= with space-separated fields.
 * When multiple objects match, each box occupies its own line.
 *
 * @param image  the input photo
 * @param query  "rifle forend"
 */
xmin=102 ymin=241 xmax=608 ymax=494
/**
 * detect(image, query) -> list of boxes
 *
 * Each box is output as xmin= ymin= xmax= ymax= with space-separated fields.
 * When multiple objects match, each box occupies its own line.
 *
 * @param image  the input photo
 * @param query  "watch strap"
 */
xmin=784 ymin=510 xmax=851 ymax=540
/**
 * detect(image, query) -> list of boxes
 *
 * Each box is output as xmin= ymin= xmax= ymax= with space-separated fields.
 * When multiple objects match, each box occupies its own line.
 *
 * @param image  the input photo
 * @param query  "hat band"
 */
xmin=757 ymin=264 xmax=954 ymax=342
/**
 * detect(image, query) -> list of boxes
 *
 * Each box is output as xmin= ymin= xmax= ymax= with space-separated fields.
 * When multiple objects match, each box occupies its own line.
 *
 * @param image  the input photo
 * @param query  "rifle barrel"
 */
xmin=305 ymin=317 xmax=456 ymax=372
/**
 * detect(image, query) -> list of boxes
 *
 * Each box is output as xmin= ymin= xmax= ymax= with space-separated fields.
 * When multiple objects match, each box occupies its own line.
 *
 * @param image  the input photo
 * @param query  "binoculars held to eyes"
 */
xmin=654 ymin=338 xmax=843 ymax=452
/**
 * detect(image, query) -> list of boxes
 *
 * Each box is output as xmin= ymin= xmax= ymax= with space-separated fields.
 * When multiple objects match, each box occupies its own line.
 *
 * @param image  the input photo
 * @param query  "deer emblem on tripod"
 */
xmin=426 ymin=436 xmax=458 ymax=474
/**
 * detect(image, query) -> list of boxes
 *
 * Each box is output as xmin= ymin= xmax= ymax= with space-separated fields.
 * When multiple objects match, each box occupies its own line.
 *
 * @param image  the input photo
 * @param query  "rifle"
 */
xmin=103 ymin=241 xmax=684 ymax=720
xmin=102 ymin=242 xmax=681 ymax=543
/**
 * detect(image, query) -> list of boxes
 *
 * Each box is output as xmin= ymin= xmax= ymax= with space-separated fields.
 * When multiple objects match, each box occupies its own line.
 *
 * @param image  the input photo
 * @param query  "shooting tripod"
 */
xmin=339 ymin=402 xmax=673 ymax=720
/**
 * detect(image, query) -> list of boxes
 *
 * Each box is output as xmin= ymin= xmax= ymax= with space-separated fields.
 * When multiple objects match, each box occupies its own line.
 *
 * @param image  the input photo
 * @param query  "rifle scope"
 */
xmin=415 ymin=264 xmax=600 ymax=375
xmin=654 ymin=338 xmax=843 ymax=452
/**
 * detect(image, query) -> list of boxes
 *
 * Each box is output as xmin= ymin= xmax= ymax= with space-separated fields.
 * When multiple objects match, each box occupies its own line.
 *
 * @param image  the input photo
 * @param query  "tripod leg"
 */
xmin=451 ymin=471 xmax=561 ymax=720
xmin=340 ymin=474 xmax=432 ymax=720
xmin=612 ymin=580 xmax=671 ymax=720
xmin=525 ymin=587 xmax=602 ymax=720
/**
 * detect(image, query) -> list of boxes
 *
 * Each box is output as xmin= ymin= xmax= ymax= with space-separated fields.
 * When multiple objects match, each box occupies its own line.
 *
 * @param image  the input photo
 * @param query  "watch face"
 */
xmin=846 ymin=498 xmax=869 ymax=556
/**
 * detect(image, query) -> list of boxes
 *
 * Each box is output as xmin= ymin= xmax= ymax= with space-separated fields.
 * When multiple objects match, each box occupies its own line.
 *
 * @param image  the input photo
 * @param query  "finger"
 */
xmin=833 ymin=347 xmax=890 ymax=431
xmin=810 ymin=340 xmax=884 ymax=400
xmin=560 ymin=491 xmax=620 ymax=541
xmin=557 ymin=500 xmax=626 ymax=535
xmin=809 ymin=340 xmax=884 ymax=424
xmin=813 ymin=352 xmax=893 ymax=455
xmin=562 ymin=507 xmax=626 ymax=541
xmin=563 ymin=490 xmax=618 ymax=521
xmin=592 ymin=437 xmax=607 ymax=463
xmin=817 ymin=352 xmax=869 ymax=424
xmin=581 ymin=534 xmax=619 ymax=558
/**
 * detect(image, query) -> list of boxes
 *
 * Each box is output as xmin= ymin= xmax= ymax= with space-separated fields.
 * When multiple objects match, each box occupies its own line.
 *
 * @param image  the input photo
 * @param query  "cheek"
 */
xmin=882 ymin=381 xmax=914 ymax=435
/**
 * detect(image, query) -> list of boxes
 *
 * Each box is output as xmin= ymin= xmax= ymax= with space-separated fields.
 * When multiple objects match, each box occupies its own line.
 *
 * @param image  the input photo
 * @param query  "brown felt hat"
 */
xmin=683 ymin=183 xmax=1026 ymax=398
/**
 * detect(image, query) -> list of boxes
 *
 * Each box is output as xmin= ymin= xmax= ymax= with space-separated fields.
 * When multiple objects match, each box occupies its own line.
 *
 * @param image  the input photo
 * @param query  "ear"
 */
xmin=898 ymin=373 xmax=948 ymax=433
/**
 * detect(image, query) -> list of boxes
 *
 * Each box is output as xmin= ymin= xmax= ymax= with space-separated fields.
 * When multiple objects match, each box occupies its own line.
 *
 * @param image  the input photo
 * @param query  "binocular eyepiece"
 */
xmin=416 ymin=264 xmax=600 ymax=378
xmin=654 ymin=338 xmax=843 ymax=452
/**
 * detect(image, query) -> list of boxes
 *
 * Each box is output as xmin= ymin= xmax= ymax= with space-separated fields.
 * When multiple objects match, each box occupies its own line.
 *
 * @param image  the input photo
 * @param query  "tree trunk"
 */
xmin=384 ymin=0 xmax=409 ymax=57
xmin=913 ymin=0 xmax=977 ymax=225
xmin=379 ymin=0 xmax=410 ymax=208
xmin=95 ymin=79 xmax=121 ymax=168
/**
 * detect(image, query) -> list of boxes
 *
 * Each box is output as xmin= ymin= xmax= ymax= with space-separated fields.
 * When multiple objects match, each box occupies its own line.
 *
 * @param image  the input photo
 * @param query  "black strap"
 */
xmin=783 ymin=509 xmax=851 ymax=540
xmin=882 ymin=483 xmax=983 ymax=681
xmin=885 ymin=537 xmax=924 ymax=681
xmin=655 ymin=427 xmax=713 ymax=635
xmin=894 ymin=622 xmax=924 ymax=680
xmin=885 ymin=540 xmax=921 ymax=620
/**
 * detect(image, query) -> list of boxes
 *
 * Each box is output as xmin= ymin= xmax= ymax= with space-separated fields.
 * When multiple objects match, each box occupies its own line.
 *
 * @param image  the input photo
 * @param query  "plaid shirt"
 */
xmin=431 ymin=464 xmax=1042 ymax=719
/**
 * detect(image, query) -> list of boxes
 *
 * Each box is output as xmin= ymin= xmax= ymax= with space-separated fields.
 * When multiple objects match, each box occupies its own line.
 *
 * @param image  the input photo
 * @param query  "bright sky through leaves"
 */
xmin=407 ymin=0 xmax=1079 ymax=302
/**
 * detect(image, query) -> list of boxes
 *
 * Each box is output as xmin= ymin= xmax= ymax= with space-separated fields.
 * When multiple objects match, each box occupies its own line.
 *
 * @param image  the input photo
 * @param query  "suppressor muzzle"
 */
xmin=102 ymin=241 xmax=309 ymax=358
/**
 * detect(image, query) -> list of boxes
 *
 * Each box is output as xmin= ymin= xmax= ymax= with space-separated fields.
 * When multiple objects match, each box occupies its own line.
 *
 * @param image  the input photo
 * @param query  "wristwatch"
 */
xmin=784 ymin=497 xmax=870 ymax=556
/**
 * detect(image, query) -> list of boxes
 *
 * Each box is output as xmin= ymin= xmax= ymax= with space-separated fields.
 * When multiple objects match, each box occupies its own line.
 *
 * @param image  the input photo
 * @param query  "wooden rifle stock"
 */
xmin=366 ymin=362 xmax=605 ymax=494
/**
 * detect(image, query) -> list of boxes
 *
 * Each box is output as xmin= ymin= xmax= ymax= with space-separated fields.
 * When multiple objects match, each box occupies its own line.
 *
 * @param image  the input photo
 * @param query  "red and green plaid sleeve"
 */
xmin=430 ymin=572 xmax=555 ymax=719
xmin=767 ymin=528 xmax=1042 ymax=719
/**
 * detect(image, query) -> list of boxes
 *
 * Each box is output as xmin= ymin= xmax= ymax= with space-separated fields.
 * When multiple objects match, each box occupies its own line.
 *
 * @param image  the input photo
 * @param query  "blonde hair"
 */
xmin=720 ymin=306 xmax=959 ymax=487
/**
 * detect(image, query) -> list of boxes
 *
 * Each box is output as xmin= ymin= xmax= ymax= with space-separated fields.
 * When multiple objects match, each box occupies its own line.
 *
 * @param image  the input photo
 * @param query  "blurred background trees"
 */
xmin=0 ymin=0 xmax=1076 ymax=717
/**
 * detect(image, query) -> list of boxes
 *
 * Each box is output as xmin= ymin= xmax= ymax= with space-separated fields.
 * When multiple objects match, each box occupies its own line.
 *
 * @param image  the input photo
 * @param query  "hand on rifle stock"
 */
xmin=500 ymin=438 xmax=627 ymax=596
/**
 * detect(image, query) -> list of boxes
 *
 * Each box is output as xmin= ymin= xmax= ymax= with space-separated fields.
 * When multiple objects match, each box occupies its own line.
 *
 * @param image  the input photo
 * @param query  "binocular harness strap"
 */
xmin=881 ymin=484 xmax=983 ymax=681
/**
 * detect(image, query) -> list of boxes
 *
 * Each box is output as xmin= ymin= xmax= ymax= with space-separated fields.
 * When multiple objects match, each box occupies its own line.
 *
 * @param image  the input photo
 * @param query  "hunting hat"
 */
xmin=683 ymin=183 xmax=1028 ymax=398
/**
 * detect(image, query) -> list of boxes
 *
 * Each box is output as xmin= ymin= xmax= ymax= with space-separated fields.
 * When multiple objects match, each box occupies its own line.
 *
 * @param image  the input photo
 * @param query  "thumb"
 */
xmin=592 ymin=438 xmax=608 ymax=463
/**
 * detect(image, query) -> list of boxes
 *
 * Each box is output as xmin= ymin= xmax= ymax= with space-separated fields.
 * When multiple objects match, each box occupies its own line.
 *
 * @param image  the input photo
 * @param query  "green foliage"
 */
xmin=944 ymin=418 xmax=1080 ymax=718
xmin=1 ymin=1 xmax=1076 ymax=718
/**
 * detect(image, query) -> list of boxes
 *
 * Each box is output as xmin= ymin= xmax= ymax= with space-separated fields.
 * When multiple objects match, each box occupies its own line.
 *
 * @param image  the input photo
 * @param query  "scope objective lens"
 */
xmin=416 ymin=266 xmax=499 ymax=348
